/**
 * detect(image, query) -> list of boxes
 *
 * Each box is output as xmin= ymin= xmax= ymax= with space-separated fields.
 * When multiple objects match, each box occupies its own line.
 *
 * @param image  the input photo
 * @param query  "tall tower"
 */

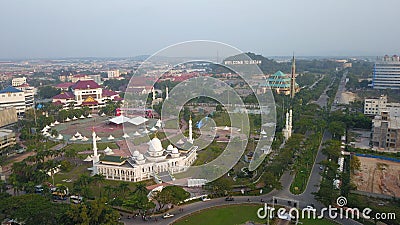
xmin=290 ymin=54 xmax=296 ymax=99
xmin=288 ymin=109 xmax=293 ymax=138
xmin=188 ymin=115 xmax=193 ymax=144
xmin=92 ymin=128 xmax=99 ymax=174
xmin=165 ymin=86 xmax=169 ymax=100
xmin=152 ymin=87 xmax=156 ymax=101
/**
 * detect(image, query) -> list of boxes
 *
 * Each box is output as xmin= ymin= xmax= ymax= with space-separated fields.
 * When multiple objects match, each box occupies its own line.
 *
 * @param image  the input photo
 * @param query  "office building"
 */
xmin=372 ymin=55 xmax=400 ymax=89
xmin=0 ymin=87 xmax=26 ymax=115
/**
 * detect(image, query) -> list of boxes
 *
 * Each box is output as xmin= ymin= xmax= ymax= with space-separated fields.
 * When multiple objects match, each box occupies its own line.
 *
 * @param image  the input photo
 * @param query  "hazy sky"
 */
xmin=1 ymin=0 xmax=400 ymax=59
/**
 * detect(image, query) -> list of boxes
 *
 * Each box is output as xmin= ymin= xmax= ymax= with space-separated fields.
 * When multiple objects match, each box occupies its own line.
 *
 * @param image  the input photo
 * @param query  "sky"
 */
xmin=1 ymin=0 xmax=400 ymax=59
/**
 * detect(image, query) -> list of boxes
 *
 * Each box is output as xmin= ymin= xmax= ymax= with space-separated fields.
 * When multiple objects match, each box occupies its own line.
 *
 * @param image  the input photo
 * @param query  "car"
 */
xmin=319 ymin=166 xmax=324 ymax=170
xmin=202 ymin=197 xmax=211 ymax=201
xmin=225 ymin=197 xmax=234 ymax=201
xmin=162 ymin=213 xmax=174 ymax=219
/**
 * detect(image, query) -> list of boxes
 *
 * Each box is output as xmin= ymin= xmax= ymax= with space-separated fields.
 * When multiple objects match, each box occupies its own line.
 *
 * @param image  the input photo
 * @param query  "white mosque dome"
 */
xmin=148 ymin=137 xmax=163 ymax=152
xmin=137 ymin=153 xmax=145 ymax=161
xmin=167 ymin=144 xmax=174 ymax=151
xmin=132 ymin=150 xmax=140 ymax=158
xmin=172 ymin=147 xmax=179 ymax=154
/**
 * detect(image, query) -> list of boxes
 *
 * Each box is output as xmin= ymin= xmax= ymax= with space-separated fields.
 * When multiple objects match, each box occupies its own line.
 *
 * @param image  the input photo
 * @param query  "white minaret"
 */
xmin=289 ymin=109 xmax=293 ymax=138
xmin=92 ymin=128 xmax=99 ymax=174
xmin=188 ymin=115 xmax=193 ymax=144
xmin=152 ymin=87 xmax=156 ymax=101
xmin=283 ymin=111 xmax=289 ymax=141
xmin=165 ymin=86 xmax=169 ymax=100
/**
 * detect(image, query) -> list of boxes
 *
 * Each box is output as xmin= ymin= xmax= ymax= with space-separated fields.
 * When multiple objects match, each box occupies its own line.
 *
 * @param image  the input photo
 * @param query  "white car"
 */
xmin=202 ymin=197 xmax=211 ymax=201
xmin=163 ymin=213 xmax=174 ymax=219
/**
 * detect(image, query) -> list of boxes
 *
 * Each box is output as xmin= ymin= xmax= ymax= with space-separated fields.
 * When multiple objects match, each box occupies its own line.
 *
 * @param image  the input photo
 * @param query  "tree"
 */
xmin=92 ymin=174 xmax=105 ymax=197
xmin=0 ymin=194 xmax=68 ymax=225
xmin=350 ymin=155 xmax=361 ymax=174
xmin=152 ymin=186 xmax=189 ymax=211
xmin=123 ymin=192 xmax=155 ymax=214
xmin=66 ymin=198 xmax=120 ymax=225
xmin=38 ymin=86 xmax=61 ymax=99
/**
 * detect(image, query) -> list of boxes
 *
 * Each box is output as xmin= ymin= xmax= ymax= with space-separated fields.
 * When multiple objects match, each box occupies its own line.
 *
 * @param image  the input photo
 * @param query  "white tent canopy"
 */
xmin=84 ymin=155 xmax=93 ymax=162
xmin=128 ymin=116 xmax=149 ymax=126
xmin=109 ymin=115 xmax=131 ymax=125
xmin=107 ymin=135 xmax=115 ymax=140
xmin=81 ymin=136 xmax=88 ymax=141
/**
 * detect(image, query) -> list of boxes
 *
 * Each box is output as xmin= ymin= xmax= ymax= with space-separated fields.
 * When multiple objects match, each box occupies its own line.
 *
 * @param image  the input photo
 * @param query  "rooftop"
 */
xmin=72 ymin=80 xmax=101 ymax=90
xmin=0 ymin=86 xmax=23 ymax=94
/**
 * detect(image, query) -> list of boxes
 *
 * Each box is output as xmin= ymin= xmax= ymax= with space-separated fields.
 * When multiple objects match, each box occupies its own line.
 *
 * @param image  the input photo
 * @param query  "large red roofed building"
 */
xmin=52 ymin=80 xmax=121 ymax=109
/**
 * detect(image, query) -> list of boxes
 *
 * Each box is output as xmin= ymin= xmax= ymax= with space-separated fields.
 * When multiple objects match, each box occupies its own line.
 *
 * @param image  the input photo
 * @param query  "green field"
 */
xmin=173 ymin=204 xmax=265 ymax=225
xmin=173 ymin=204 xmax=339 ymax=225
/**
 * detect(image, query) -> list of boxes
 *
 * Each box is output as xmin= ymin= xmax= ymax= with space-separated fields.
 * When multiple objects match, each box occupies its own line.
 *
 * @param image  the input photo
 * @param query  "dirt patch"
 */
xmin=352 ymin=156 xmax=400 ymax=197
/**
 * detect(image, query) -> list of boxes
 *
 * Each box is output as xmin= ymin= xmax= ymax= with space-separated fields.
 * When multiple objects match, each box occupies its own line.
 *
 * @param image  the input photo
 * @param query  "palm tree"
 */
xmin=92 ymin=174 xmax=105 ymax=197
xmin=133 ymin=182 xmax=148 ymax=196
xmin=104 ymin=185 xmax=114 ymax=199
xmin=118 ymin=182 xmax=130 ymax=198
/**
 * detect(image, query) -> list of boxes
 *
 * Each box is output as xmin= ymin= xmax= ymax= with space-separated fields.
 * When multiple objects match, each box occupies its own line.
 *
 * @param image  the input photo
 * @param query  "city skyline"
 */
xmin=1 ymin=0 xmax=400 ymax=59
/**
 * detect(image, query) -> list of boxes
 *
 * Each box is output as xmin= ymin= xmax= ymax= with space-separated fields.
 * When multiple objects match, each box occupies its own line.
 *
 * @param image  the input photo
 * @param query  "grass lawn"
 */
xmin=173 ymin=204 xmax=265 ymax=225
xmin=173 ymin=204 xmax=339 ymax=225
xmin=192 ymin=142 xmax=226 ymax=166
xmin=50 ymin=164 xmax=90 ymax=189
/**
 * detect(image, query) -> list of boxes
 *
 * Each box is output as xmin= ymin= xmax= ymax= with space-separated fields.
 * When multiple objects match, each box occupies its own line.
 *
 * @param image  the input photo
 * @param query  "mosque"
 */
xmin=88 ymin=117 xmax=198 ymax=183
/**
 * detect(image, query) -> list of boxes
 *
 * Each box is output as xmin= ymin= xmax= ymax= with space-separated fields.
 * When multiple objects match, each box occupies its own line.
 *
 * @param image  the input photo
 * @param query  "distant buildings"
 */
xmin=60 ymin=74 xmax=102 ymax=84
xmin=372 ymin=55 xmax=400 ymax=89
xmin=364 ymin=95 xmax=400 ymax=117
xmin=11 ymin=77 xmax=27 ymax=87
xmin=52 ymin=80 xmax=121 ymax=109
xmin=107 ymin=69 xmax=120 ymax=79
xmin=260 ymin=56 xmax=299 ymax=96
xmin=263 ymin=71 xmax=299 ymax=95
